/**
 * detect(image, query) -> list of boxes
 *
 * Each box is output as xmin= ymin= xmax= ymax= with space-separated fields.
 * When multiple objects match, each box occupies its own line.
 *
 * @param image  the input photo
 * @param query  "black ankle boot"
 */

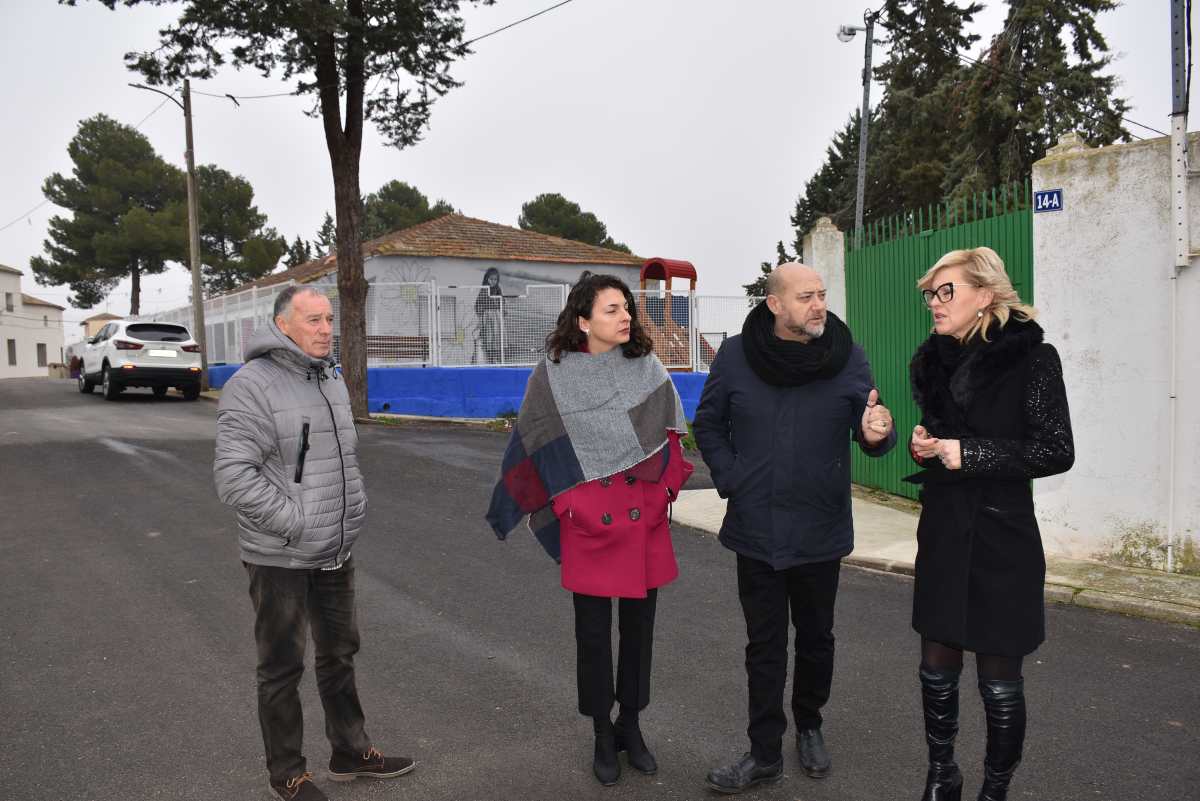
xmin=919 ymin=665 xmax=963 ymax=801
xmin=977 ymin=678 xmax=1026 ymax=801
xmin=614 ymin=717 xmax=657 ymax=775
xmin=592 ymin=717 xmax=620 ymax=786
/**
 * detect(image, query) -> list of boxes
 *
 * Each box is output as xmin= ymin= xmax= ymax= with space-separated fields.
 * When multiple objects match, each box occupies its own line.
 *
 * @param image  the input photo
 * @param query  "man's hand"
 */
xmin=861 ymin=388 xmax=893 ymax=446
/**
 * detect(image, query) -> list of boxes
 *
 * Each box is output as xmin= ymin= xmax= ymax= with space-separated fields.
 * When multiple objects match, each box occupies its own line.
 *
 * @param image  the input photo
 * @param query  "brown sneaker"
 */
xmin=328 ymin=746 xmax=416 ymax=782
xmin=268 ymin=771 xmax=328 ymax=800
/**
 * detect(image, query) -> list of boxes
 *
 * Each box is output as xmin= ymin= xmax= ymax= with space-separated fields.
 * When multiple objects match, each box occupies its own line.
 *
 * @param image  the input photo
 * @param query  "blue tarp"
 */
xmin=208 ymin=364 xmax=708 ymax=421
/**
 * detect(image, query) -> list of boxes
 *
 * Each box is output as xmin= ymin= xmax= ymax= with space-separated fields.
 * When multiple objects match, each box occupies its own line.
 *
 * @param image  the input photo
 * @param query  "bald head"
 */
xmin=766 ymin=262 xmax=822 ymax=299
xmin=764 ymin=262 xmax=828 ymax=342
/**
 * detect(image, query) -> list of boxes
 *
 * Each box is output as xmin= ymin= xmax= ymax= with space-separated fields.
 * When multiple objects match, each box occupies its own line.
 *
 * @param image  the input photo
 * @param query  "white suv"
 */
xmin=78 ymin=320 xmax=204 ymax=401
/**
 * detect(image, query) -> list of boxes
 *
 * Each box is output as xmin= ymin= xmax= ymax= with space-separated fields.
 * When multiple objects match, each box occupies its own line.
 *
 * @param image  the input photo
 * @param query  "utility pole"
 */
xmin=1166 ymin=0 xmax=1190 ymax=572
xmin=129 ymin=81 xmax=209 ymax=391
xmin=838 ymin=10 xmax=880 ymax=246
xmin=182 ymin=80 xmax=209 ymax=391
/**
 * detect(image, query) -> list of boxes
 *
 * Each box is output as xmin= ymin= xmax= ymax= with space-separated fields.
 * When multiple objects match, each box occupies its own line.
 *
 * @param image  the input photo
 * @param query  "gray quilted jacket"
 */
xmin=213 ymin=322 xmax=365 ymax=568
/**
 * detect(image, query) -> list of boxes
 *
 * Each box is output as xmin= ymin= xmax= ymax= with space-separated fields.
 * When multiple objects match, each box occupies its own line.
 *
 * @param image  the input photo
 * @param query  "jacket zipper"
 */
xmin=316 ymin=370 xmax=347 ymax=568
xmin=294 ymin=422 xmax=310 ymax=483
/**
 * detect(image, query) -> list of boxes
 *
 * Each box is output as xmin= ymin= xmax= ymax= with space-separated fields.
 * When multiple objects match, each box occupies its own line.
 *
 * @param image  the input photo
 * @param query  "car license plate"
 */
xmin=148 ymin=349 xmax=177 ymax=358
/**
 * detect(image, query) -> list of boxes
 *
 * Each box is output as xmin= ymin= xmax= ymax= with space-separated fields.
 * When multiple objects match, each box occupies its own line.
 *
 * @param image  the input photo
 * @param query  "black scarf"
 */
xmin=741 ymin=300 xmax=853 ymax=387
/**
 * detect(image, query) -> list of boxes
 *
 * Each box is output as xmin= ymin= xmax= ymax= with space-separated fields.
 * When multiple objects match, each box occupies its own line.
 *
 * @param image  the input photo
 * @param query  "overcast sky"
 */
xmin=0 ymin=0 xmax=1190 ymax=340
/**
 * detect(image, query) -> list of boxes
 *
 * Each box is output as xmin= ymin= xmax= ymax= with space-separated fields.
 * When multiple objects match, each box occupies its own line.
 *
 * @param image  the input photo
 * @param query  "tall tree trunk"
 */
xmin=315 ymin=8 xmax=368 ymax=418
xmin=331 ymin=150 xmax=367 ymax=418
xmin=130 ymin=264 xmax=141 ymax=316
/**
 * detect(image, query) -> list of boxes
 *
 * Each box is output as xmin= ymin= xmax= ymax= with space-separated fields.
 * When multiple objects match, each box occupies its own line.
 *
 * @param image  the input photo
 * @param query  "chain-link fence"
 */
xmin=692 ymin=294 xmax=761 ymax=371
xmin=138 ymin=282 xmax=757 ymax=372
xmin=632 ymin=289 xmax=693 ymax=369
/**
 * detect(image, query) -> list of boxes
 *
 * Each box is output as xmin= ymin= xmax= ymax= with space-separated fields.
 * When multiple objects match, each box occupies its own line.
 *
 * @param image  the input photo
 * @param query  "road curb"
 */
xmin=840 ymin=557 xmax=1200 ymax=629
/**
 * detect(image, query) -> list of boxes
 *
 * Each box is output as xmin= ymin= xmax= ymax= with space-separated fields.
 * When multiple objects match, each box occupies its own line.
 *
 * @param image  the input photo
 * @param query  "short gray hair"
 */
xmin=273 ymin=285 xmax=326 ymax=320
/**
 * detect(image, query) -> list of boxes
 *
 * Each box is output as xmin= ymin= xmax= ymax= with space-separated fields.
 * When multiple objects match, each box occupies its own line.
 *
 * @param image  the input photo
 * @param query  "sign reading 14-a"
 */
xmin=1034 ymin=189 xmax=1063 ymax=213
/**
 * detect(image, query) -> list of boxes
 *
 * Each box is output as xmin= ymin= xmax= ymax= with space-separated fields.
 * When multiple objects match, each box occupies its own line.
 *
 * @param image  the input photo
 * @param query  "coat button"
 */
xmin=601 ymin=512 xmax=613 ymax=525
xmin=624 ymin=475 xmax=636 ymax=486
xmin=629 ymin=508 xmax=641 ymax=521
xmin=600 ymin=477 xmax=612 ymax=488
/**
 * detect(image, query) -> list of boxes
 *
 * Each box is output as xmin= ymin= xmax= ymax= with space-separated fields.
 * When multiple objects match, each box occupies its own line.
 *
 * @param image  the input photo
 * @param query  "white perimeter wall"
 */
xmin=1032 ymin=133 xmax=1200 ymax=558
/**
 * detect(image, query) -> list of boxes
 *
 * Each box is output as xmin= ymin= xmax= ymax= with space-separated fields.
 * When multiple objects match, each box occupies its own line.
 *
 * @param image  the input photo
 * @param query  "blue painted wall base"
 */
xmin=208 ymin=364 xmax=708 ymax=421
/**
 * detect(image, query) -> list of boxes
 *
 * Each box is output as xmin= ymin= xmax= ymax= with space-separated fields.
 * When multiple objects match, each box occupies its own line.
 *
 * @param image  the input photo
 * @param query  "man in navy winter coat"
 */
xmin=695 ymin=263 xmax=896 ymax=794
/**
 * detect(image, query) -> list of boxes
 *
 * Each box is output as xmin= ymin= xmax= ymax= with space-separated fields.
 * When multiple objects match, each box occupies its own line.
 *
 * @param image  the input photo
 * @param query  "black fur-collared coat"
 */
xmin=907 ymin=318 xmax=1075 ymax=656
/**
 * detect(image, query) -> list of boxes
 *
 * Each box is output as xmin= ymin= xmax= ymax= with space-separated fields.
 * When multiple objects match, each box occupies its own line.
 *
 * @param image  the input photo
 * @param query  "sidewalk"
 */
xmin=673 ymin=486 xmax=1200 ymax=628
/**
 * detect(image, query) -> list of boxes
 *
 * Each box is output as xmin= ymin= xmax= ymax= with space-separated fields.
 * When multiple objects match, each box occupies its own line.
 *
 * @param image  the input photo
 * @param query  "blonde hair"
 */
xmin=917 ymin=246 xmax=1037 ymax=343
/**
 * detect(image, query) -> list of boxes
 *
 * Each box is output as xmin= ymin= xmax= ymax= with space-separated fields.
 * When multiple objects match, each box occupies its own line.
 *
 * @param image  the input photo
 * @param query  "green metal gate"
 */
xmin=846 ymin=180 xmax=1033 ymax=499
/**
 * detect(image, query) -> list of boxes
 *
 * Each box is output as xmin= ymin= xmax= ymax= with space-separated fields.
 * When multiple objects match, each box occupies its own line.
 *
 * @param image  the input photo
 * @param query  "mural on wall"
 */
xmin=301 ymin=256 xmax=635 ymax=366
xmin=474 ymin=267 xmax=503 ymax=364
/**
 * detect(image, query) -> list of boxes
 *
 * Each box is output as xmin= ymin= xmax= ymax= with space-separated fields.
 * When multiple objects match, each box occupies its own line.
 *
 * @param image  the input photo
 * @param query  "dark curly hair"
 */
xmin=545 ymin=272 xmax=653 ymax=363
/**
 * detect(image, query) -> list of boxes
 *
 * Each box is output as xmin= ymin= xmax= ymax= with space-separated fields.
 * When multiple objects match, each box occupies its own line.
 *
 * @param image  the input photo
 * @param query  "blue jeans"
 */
xmin=245 ymin=558 xmax=371 ymax=784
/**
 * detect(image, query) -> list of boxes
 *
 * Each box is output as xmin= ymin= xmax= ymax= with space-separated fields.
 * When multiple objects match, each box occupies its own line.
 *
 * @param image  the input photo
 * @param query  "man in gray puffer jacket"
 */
xmin=215 ymin=286 xmax=412 ymax=801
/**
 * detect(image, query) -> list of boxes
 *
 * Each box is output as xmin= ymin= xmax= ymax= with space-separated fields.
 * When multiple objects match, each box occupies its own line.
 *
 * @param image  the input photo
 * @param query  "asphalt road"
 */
xmin=1 ymin=377 xmax=1197 ymax=801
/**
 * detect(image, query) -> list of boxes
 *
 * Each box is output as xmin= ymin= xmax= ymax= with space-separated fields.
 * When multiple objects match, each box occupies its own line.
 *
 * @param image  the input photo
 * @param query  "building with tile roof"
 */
xmin=0 ymin=265 xmax=66 ymax=378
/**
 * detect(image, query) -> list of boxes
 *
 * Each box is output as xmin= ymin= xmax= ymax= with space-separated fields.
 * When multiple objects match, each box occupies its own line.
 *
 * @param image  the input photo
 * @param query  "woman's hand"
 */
xmin=934 ymin=438 xmax=962 ymax=470
xmin=911 ymin=425 xmax=940 ymax=460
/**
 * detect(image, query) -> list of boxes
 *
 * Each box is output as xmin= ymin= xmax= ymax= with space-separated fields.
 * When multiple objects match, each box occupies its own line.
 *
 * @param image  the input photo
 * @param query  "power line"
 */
xmin=463 ymin=0 xmax=577 ymax=46
xmin=0 ymin=94 xmax=177 ymax=235
xmin=190 ymin=0 xmax=581 ymax=102
xmin=0 ymin=200 xmax=50 ymax=234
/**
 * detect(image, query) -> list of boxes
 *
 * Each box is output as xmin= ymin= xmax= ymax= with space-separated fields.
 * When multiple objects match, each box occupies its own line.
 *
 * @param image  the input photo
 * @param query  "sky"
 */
xmin=0 ymin=0 xmax=1190 ymax=342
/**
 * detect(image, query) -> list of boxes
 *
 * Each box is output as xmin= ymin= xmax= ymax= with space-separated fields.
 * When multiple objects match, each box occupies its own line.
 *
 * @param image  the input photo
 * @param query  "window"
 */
xmin=36 ymin=343 xmax=47 ymax=367
xmin=6 ymin=339 xmax=15 ymax=366
xmin=43 ymin=315 xmax=48 ymax=327
xmin=3 ymin=293 xmax=12 ymax=312
xmin=125 ymin=323 xmax=190 ymax=342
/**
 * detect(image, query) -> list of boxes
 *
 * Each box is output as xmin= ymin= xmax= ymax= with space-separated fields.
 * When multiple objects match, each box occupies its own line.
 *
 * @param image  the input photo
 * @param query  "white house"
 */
xmin=0 ymin=264 xmax=65 ymax=379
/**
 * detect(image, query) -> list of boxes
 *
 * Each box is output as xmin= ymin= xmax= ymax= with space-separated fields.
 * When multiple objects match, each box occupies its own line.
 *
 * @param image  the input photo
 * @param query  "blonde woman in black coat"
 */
xmin=906 ymin=247 xmax=1074 ymax=801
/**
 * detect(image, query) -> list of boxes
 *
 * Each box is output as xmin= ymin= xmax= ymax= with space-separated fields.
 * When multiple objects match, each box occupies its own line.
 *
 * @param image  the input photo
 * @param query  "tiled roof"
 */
xmin=81 ymin=312 xmax=123 ymax=322
xmin=21 ymin=293 xmax=65 ymax=311
xmin=226 ymin=213 xmax=643 ymax=294
xmin=0 ymin=264 xmax=22 ymax=275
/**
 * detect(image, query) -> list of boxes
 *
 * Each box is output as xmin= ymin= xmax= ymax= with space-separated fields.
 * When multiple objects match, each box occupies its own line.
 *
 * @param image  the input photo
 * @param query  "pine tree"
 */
xmin=283 ymin=236 xmax=313 ymax=268
xmin=944 ymin=0 xmax=1130 ymax=201
xmin=360 ymin=180 xmax=455 ymax=241
xmin=789 ymin=113 xmax=863 ymax=254
xmin=31 ymin=114 xmax=183 ymax=315
xmin=192 ymin=165 xmax=287 ymax=294
xmin=743 ymin=241 xmax=794 ymax=297
xmin=518 ymin=193 xmax=631 ymax=253
xmin=867 ymin=0 xmax=982 ymax=217
xmin=314 ymin=213 xmax=337 ymax=256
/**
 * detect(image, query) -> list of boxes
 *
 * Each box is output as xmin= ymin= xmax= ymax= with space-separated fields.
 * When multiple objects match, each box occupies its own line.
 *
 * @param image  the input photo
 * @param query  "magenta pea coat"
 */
xmin=551 ymin=431 xmax=694 ymax=599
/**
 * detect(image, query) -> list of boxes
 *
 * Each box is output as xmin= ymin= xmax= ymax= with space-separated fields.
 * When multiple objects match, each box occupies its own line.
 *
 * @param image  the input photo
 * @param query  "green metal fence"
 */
xmin=846 ymin=180 xmax=1033 ymax=499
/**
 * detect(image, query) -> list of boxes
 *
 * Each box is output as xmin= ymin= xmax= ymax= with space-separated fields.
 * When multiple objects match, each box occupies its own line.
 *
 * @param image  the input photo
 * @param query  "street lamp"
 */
xmin=130 ymin=80 xmax=209 ymax=391
xmin=837 ymin=11 xmax=881 ymax=245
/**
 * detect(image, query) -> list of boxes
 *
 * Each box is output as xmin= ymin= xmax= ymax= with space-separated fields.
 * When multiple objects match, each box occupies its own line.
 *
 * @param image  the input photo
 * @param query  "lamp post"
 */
xmin=129 ymin=80 xmax=209 ymax=391
xmin=837 ymin=10 xmax=881 ymax=246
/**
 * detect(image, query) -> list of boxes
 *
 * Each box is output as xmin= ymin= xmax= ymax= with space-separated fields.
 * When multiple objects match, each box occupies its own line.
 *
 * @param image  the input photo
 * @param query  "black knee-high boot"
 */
xmin=977 ymin=679 xmax=1026 ymax=801
xmin=919 ymin=665 xmax=963 ymax=801
xmin=592 ymin=716 xmax=620 ymax=786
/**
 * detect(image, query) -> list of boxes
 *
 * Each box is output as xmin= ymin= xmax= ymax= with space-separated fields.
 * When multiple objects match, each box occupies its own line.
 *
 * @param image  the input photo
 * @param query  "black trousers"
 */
xmin=737 ymin=554 xmax=841 ymax=763
xmin=245 ymin=559 xmax=371 ymax=784
xmin=572 ymin=590 xmax=658 ymax=718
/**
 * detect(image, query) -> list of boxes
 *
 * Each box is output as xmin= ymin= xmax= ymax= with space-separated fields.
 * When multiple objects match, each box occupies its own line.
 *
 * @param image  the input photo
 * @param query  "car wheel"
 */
xmin=152 ymin=386 xmax=168 ymax=398
xmin=78 ymin=372 xmax=94 ymax=394
xmin=101 ymin=367 xmax=122 ymax=401
xmin=182 ymin=386 xmax=201 ymax=401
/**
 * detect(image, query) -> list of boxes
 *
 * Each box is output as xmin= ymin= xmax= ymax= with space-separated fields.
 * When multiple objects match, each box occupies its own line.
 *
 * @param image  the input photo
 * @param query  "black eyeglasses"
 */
xmin=921 ymin=282 xmax=978 ymax=306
